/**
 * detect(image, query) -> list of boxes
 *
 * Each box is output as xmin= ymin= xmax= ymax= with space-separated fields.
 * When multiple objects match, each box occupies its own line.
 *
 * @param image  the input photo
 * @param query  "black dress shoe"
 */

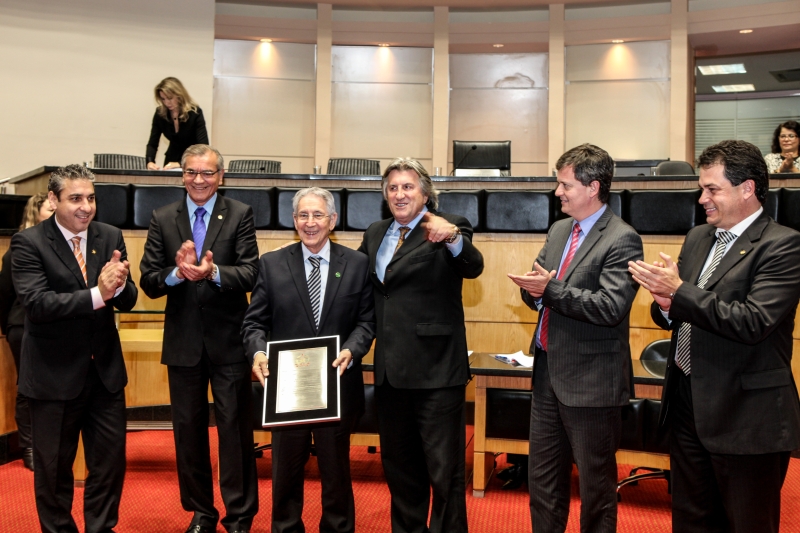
xmin=497 ymin=464 xmax=520 ymax=482
xmin=22 ymin=448 xmax=34 ymax=471
xmin=185 ymin=525 xmax=214 ymax=533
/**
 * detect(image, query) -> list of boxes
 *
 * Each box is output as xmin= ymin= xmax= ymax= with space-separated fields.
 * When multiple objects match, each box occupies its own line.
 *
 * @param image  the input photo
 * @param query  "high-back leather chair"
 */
xmin=654 ymin=160 xmax=694 ymax=176
xmin=220 ymin=187 xmax=275 ymax=229
xmin=94 ymin=183 xmax=130 ymax=228
xmin=131 ymin=185 xmax=186 ymax=229
xmin=327 ymin=158 xmax=381 ymax=176
xmin=228 ymin=160 xmax=281 ymax=174
xmin=94 ymin=154 xmax=147 ymax=170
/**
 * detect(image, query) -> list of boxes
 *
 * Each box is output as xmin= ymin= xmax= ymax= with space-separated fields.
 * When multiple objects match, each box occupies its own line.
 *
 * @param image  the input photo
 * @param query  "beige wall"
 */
xmin=0 ymin=0 xmax=215 ymax=180
xmin=3 ymin=0 xmax=799 ymax=182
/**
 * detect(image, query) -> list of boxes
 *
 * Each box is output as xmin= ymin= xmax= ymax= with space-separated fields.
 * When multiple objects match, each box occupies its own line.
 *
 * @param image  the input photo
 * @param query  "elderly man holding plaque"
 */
xmin=241 ymin=187 xmax=375 ymax=533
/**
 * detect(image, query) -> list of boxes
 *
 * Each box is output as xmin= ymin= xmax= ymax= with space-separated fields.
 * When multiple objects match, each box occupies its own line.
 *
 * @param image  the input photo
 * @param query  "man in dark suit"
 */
xmin=139 ymin=145 xmax=259 ymax=533
xmin=629 ymin=140 xmax=800 ymax=533
xmin=509 ymin=144 xmax=643 ymax=533
xmin=241 ymin=187 xmax=375 ymax=533
xmin=358 ymin=157 xmax=484 ymax=533
xmin=11 ymin=164 xmax=137 ymax=533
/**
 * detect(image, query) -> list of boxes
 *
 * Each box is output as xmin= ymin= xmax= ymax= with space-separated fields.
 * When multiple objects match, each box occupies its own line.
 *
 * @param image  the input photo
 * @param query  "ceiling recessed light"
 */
xmin=378 ymin=43 xmax=390 ymax=47
xmin=493 ymin=44 xmax=504 ymax=48
xmin=612 ymin=39 xmax=624 ymax=44
xmin=698 ymin=63 xmax=747 ymax=75
xmin=260 ymin=38 xmax=272 ymax=43
xmin=712 ymin=84 xmax=755 ymax=93
xmin=739 ymin=29 xmax=753 ymax=34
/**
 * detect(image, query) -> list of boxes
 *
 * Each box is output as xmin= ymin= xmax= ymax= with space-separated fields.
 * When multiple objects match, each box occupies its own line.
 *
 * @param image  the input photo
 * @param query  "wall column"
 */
xmin=670 ymin=0 xmax=693 ymax=164
xmin=432 ymin=6 xmax=450 ymax=174
xmin=315 ymin=3 xmax=333 ymax=170
xmin=548 ymin=4 xmax=566 ymax=173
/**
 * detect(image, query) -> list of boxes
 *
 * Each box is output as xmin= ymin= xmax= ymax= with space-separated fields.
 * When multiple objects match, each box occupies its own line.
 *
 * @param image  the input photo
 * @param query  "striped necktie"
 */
xmin=539 ymin=223 xmax=581 ymax=352
xmin=308 ymin=256 xmax=322 ymax=328
xmin=71 ymin=236 xmax=87 ymax=285
xmin=674 ymin=231 xmax=736 ymax=375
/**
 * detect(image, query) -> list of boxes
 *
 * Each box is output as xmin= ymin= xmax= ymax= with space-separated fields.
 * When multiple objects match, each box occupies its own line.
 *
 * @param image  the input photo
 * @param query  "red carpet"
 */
xmin=2 ymin=429 xmax=800 ymax=532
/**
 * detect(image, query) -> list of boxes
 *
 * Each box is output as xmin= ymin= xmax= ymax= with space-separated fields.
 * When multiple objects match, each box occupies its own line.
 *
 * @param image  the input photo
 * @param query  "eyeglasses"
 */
xmin=183 ymin=169 xmax=220 ymax=178
xmin=294 ymin=212 xmax=330 ymax=222
xmin=779 ymin=134 xmax=798 ymax=140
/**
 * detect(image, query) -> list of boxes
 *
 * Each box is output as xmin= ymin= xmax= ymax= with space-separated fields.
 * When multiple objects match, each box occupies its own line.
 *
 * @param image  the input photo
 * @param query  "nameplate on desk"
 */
xmin=262 ymin=335 xmax=341 ymax=428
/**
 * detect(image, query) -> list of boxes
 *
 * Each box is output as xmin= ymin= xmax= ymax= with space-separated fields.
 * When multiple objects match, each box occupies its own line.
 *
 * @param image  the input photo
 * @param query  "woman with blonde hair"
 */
xmin=0 ymin=192 xmax=54 ymax=470
xmin=146 ymin=77 xmax=209 ymax=170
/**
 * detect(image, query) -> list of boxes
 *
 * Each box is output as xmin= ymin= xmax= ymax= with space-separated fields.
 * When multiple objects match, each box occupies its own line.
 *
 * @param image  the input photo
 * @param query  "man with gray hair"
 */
xmin=242 ymin=187 xmax=375 ymax=533
xmin=12 ymin=164 xmax=137 ymax=533
xmin=140 ymin=144 xmax=259 ymax=533
xmin=358 ymin=158 xmax=484 ymax=533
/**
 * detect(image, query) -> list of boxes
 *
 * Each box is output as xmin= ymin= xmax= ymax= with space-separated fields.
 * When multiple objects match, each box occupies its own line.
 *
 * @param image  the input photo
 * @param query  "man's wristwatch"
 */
xmin=207 ymin=263 xmax=218 ymax=281
xmin=444 ymin=225 xmax=461 ymax=244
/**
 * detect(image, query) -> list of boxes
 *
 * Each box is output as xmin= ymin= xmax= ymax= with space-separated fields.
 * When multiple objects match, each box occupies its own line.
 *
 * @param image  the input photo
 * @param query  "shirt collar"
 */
xmin=186 ymin=193 xmax=218 ymax=218
xmin=573 ymin=203 xmax=606 ymax=235
xmin=392 ymin=205 xmax=428 ymax=233
xmin=302 ymin=239 xmax=331 ymax=263
xmin=54 ymin=215 xmax=88 ymax=242
xmin=722 ymin=206 xmax=763 ymax=239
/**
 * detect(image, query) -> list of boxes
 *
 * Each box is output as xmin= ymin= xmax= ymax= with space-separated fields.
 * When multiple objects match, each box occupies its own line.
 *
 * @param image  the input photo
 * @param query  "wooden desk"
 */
xmin=470 ymin=353 xmax=665 ymax=497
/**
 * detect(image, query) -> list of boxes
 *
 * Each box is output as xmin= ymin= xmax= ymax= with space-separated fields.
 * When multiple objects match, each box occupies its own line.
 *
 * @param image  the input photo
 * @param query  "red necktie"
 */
xmin=539 ymin=223 xmax=581 ymax=352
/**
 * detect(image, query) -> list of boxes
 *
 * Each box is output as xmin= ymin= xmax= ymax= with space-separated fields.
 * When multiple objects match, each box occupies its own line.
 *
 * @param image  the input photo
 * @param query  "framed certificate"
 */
xmin=261 ymin=335 xmax=340 ymax=427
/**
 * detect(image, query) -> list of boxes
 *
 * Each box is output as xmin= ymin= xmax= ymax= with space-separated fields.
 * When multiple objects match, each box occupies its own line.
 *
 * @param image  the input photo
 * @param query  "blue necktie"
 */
xmin=193 ymin=207 xmax=207 ymax=261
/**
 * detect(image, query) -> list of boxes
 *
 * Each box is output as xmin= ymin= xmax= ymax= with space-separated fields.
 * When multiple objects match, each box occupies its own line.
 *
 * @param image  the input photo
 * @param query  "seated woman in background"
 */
xmin=764 ymin=120 xmax=799 ymax=173
xmin=146 ymin=77 xmax=209 ymax=170
xmin=0 ymin=192 xmax=54 ymax=471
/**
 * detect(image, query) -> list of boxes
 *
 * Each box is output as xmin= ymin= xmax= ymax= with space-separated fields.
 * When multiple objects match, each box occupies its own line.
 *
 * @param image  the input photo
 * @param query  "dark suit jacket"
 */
xmin=0 ymin=247 xmax=24 ymax=334
xmin=10 ymin=217 xmax=138 ymax=400
xmin=146 ymin=108 xmax=209 ymax=166
xmin=651 ymin=212 xmax=800 ymax=454
xmin=139 ymin=194 xmax=259 ymax=366
xmin=522 ymin=207 xmax=643 ymax=408
xmin=358 ymin=211 xmax=484 ymax=389
xmin=241 ymin=241 xmax=375 ymax=417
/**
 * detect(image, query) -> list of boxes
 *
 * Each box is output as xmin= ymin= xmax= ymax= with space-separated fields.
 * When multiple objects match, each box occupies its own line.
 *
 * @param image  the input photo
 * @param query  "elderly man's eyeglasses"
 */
xmin=294 ymin=212 xmax=330 ymax=222
xmin=183 ymin=169 xmax=220 ymax=178
xmin=779 ymin=134 xmax=798 ymax=140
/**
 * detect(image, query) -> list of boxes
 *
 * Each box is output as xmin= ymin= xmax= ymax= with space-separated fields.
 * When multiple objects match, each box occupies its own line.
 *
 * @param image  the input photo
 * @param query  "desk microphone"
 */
xmin=451 ymin=145 xmax=477 ymax=175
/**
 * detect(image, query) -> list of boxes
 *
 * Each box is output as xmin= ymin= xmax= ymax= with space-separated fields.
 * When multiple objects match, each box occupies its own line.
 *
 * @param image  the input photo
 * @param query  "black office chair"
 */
xmin=655 ymin=160 xmax=694 ymax=176
xmin=617 ymin=339 xmax=672 ymax=499
xmin=327 ymin=158 xmax=380 ymax=176
xmin=228 ymin=160 xmax=281 ymax=174
xmin=94 ymin=154 xmax=147 ymax=170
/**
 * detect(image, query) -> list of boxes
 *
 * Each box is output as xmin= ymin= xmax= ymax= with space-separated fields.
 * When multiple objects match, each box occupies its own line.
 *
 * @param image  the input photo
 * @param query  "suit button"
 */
xmin=384 ymin=294 xmax=389 ymax=300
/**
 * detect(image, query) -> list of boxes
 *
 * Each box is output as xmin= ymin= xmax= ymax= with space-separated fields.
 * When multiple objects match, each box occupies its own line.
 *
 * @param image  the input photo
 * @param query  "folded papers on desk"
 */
xmin=493 ymin=351 xmax=534 ymax=368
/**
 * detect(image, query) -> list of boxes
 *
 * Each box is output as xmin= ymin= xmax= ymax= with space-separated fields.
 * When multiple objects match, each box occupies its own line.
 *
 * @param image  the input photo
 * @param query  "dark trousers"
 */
xmin=168 ymin=352 xmax=258 ymax=532
xmin=29 ymin=363 xmax=126 ymax=533
xmin=670 ymin=369 xmax=790 ymax=533
xmin=8 ymin=325 xmax=32 ymax=448
xmin=528 ymin=351 xmax=621 ymax=533
xmin=271 ymin=415 xmax=358 ymax=533
xmin=376 ymin=381 xmax=468 ymax=533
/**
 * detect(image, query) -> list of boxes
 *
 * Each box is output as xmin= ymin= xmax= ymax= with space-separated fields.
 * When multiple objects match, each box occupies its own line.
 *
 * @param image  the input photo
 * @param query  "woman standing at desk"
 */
xmin=146 ymin=77 xmax=209 ymax=170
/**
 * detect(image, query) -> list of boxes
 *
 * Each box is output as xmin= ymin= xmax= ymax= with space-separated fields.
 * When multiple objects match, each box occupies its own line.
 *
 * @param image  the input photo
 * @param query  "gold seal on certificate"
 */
xmin=261 ymin=335 xmax=341 ymax=427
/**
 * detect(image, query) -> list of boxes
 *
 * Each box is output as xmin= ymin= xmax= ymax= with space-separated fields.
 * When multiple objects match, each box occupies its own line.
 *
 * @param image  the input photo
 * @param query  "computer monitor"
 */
xmin=452 ymin=140 xmax=511 ymax=175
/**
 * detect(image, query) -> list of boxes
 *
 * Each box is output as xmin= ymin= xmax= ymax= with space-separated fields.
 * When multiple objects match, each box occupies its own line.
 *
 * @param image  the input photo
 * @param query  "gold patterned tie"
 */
xmin=394 ymin=226 xmax=410 ymax=255
xmin=71 ymin=236 xmax=87 ymax=285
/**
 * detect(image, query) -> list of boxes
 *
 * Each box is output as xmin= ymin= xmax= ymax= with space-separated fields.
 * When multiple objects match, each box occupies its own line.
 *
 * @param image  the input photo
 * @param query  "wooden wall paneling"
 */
xmin=0 ymin=338 xmax=17 ymax=435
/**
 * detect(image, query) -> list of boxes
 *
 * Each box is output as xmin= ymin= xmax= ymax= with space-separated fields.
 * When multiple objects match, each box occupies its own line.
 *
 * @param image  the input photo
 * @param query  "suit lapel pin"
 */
xmin=335 ymin=272 xmax=341 ymax=278
xmin=91 ymin=250 xmax=96 ymax=254
xmin=739 ymin=249 xmax=746 ymax=255
xmin=218 ymin=215 xmax=223 ymax=219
